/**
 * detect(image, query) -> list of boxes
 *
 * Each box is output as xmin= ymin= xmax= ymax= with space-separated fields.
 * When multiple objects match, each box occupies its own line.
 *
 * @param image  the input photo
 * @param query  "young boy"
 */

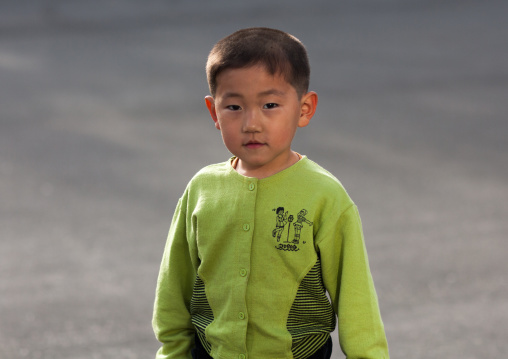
xmin=153 ymin=27 xmax=389 ymax=359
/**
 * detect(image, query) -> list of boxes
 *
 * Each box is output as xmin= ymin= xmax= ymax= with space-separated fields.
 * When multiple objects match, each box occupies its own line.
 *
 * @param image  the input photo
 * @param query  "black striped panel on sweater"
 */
xmin=190 ymin=275 xmax=213 ymax=354
xmin=287 ymin=258 xmax=336 ymax=359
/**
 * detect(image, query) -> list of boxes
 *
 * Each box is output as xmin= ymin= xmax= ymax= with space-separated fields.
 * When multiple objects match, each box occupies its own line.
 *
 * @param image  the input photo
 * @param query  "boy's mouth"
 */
xmin=244 ymin=141 xmax=265 ymax=149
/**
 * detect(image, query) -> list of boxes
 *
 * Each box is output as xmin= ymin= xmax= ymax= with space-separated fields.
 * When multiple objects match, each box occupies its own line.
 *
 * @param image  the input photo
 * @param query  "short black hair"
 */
xmin=206 ymin=27 xmax=310 ymax=98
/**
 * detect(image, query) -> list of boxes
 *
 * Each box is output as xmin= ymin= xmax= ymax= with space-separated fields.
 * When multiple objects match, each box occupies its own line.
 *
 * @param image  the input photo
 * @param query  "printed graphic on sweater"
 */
xmin=272 ymin=207 xmax=313 ymax=251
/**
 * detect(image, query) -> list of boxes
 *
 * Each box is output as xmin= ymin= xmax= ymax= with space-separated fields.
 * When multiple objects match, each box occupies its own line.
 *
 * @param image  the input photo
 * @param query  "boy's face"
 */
xmin=205 ymin=65 xmax=317 ymax=178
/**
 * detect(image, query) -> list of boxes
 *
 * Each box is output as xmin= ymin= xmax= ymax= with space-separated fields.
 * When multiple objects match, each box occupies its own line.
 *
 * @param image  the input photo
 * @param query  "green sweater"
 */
xmin=153 ymin=156 xmax=389 ymax=359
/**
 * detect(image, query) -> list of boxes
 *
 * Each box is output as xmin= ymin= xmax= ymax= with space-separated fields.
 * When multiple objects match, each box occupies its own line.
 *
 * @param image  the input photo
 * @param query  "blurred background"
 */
xmin=1 ymin=1 xmax=507 ymax=358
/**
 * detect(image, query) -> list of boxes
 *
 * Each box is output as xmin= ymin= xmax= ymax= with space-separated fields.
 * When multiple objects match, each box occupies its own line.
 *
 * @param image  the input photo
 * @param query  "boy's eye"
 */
xmin=226 ymin=105 xmax=241 ymax=111
xmin=263 ymin=103 xmax=278 ymax=109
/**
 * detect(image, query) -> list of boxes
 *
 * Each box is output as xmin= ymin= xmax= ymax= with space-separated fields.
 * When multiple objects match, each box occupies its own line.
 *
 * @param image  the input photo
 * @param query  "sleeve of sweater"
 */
xmin=317 ymin=204 xmax=390 ymax=359
xmin=152 ymin=196 xmax=197 ymax=359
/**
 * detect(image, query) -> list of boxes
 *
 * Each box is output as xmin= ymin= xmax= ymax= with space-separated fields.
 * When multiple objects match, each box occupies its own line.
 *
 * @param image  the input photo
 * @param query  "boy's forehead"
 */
xmin=215 ymin=65 xmax=295 ymax=97
xmin=217 ymin=64 xmax=280 ymax=80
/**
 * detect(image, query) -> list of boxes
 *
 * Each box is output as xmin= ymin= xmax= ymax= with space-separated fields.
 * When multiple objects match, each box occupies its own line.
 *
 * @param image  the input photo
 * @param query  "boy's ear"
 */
xmin=205 ymin=95 xmax=220 ymax=130
xmin=298 ymin=91 xmax=318 ymax=128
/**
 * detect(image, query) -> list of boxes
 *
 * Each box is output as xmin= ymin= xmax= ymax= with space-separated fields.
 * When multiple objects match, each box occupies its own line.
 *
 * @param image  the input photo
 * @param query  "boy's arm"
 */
xmin=153 ymin=197 xmax=197 ymax=359
xmin=318 ymin=204 xmax=389 ymax=359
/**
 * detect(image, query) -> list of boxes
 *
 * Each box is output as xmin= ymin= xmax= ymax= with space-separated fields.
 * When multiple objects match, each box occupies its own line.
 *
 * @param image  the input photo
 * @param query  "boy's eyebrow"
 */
xmin=222 ymin=89 xmax=286 ymax=99
xmin=258 ymin=89 xmax=286 ymax=97
xmin=222 ymin=92 xmax=243 ymax=99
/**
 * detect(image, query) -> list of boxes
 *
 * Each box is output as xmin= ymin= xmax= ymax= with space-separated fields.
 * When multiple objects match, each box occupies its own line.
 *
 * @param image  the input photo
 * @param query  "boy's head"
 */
xmin=204 ymin=27 xmax=318 ymax=179
xmin=206 ymin=27 xmax=310 ymax=98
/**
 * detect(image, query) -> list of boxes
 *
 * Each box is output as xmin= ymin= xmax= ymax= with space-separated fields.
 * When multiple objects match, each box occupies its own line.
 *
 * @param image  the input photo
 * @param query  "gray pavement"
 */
xmin=1 ymin=1 xmax=507 ymax=358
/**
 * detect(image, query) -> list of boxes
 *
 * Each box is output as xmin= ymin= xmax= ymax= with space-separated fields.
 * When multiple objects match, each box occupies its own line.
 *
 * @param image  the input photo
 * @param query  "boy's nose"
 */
xmin=242 ymin=111 xmax=262 ymax=132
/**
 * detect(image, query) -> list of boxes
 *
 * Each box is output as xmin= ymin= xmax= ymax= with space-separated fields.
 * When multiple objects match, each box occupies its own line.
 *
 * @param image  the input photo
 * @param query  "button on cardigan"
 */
xmin=153 ymin=156 xmax=389 ymax=359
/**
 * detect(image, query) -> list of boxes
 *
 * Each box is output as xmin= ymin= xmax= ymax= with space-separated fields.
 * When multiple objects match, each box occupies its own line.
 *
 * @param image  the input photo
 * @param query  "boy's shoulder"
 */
xmin=183 ymin=159 xmax=233 ymax=192
xmin=301 ymin=157 xmax=342 ymax=183
xmin=289 ymin=158 xmax=358 ymax=223
xmin=190 ymin=159 xmax=232 ymax=181
xmin=299 ymin=157 xmax=349 ymax=191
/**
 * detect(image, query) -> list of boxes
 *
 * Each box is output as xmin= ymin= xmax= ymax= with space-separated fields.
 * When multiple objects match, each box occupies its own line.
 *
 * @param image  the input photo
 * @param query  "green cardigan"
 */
xmin=153 ymin=156 xmax=389 ymax=359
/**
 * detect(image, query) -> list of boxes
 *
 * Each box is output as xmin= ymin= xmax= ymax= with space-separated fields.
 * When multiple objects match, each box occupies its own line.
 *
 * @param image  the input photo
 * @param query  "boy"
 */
xmin=153 ymin=27 xmax=389 ymax=359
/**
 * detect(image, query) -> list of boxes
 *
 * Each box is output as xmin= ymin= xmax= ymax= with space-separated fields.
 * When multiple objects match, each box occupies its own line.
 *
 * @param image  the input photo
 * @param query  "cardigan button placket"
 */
xmin=235 ymin=179 xmax=255 ymax=353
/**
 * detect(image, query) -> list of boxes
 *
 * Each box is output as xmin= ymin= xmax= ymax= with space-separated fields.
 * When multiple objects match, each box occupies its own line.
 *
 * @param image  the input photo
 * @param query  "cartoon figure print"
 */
xmin=292 ymin=209 xmax=313 ymax=244
xmin=272 ymin=207 xmax=313 ymax=251
xmin=272 ymin=207 xmax=288 ymax=242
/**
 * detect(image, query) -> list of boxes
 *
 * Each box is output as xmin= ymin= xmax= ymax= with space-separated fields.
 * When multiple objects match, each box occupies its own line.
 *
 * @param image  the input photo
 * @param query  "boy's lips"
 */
xmin=244 ymin=141 xmax=266 ymax=149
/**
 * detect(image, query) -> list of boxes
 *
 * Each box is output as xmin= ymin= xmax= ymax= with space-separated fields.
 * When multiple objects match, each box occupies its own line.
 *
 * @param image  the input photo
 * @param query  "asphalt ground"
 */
xmin=1 ymin=1 xmax=507 ymax=358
